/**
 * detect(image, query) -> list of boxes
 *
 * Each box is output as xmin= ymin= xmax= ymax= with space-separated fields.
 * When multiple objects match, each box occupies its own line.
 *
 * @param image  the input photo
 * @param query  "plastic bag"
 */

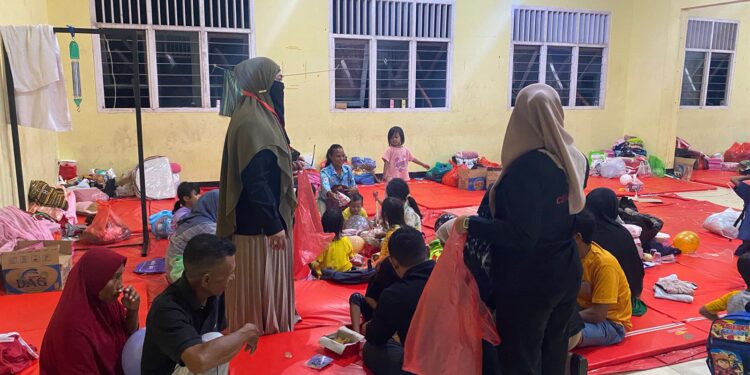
xmin=600 ymin=158 xmax=627 ymax=179
xmin=441 ymin=162 xmax=464 ymax=187
xmin=293 ymin=170 xmax=335 ymax=280
xmin=649 ymin=155 xmax=666 ymax=177
xmin=703 ymin=208 xmax=741 ymax=239
xmin=724 ymin=142 xmax=750 ymax=163
xmin=426 ymin=162 xmax=453 ymax=182
xmin=80 ymin=201 xmax=131 ymax=244
xmin=403 ymin=227 xmax=500 ymax=375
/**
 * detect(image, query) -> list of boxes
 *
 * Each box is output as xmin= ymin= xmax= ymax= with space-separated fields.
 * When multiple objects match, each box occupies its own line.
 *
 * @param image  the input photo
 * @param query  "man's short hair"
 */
xmin=388 ymin=227 xmax=427 ymax=268
xmin=183 ymin=234 xmax=236 ymax=278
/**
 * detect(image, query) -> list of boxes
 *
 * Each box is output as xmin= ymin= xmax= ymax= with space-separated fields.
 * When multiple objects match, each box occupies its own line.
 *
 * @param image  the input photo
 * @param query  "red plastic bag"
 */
xmin=403 ymin=227 xmax=500 ymax=375
xmin=724 ymin=142 xmax=750 ymax=162
xmin=293 ymin=170 xmax=334 ymax=280
xmin=80 ymin=201 xmax=131 ymax=244
xmin=441 ymin=161 xmax=465 ymax=187
xmin=477 ymin=157 xmax=501 ymax=169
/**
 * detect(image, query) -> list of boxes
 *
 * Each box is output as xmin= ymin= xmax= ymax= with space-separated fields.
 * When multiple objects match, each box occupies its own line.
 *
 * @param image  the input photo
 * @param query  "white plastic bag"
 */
xmin=703 ymin=208 xmax=740 ymax=239
xmin=600 ymin=158 xmax=627 ymax=179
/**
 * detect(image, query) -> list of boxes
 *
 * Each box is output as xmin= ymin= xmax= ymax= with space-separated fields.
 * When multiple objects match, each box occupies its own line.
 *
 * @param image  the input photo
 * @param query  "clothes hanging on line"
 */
xmin=0 ymin=25 xmax=72 ymax=132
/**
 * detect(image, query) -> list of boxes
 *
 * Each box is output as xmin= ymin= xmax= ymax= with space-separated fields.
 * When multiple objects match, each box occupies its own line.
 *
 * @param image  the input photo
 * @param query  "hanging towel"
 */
xmin=0 ymin=25 xmax=72 ymax=131
xmin=653 ymin=274 xmax=697 ymax=303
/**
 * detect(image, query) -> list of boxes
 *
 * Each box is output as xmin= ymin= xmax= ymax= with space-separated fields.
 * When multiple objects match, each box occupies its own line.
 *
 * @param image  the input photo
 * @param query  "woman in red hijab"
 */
xmin=40 ymin=248 xmax=141 ymax=374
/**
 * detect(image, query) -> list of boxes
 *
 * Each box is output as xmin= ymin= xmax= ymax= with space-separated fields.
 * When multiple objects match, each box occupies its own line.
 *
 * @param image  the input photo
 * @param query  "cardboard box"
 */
xmin=486 ymin=168 xmax=502 ymax=189
xmin=458 ymin=168 xmax=488 ymax=191
xmin=319 ymin=326 xmax=365 ymax=356
xmin=674 ymin=157 xmax=696 ymax=181
xmin=1 ymin=240 xmax=73 ymax=294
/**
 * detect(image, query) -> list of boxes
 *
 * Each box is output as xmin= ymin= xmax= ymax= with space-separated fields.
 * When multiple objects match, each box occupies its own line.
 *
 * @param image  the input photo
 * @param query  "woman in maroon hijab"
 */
xmin=40 ymin=248 xmax=141 ymax=374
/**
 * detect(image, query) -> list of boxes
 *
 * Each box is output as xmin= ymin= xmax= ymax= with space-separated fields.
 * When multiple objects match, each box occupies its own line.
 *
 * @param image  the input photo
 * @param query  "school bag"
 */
xmin=706 ymin=311 xmax=750 ymax=374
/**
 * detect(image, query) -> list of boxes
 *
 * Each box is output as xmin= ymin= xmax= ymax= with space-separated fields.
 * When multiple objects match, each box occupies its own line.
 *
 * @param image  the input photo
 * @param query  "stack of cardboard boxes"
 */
xmin=457 ymin=167 xmax=502 ymax=191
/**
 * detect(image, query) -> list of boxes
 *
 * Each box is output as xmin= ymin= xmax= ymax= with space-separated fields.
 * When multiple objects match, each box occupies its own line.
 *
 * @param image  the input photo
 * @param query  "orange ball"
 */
xmin=673 ymin=231 xmax=700 ymax=253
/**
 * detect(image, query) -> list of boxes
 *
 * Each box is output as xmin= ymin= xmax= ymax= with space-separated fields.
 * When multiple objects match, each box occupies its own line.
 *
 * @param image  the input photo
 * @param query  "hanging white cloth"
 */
xmin=0 ymin=25 xmax=72 ymax=132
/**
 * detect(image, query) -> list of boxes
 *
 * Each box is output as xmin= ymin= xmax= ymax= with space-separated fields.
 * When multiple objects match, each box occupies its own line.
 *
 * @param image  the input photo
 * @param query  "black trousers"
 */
xmin=735 ymin=240 xmax=750 ymax=256
xmin=363 ymin=340 xmax=413 ymax=375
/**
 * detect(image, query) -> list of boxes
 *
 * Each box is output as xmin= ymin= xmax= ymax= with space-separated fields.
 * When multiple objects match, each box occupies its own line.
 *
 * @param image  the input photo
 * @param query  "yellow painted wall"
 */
xmin=2 ymin=0 xmax=748 ymax=208
xmin=0 ymin=0 xmax=59 ymax=207
xmin=47 ymin=0 xmax=635 ymax=184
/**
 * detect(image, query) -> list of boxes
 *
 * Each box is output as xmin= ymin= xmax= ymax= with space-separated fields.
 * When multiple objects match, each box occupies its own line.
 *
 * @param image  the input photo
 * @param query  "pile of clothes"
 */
xmin=0 ymin=206 xmax=57 ymax=252
xmin=654 ymin=274 xmax=697 ymax=303
xmin=590 ymin=135 xmax=663 ymax=178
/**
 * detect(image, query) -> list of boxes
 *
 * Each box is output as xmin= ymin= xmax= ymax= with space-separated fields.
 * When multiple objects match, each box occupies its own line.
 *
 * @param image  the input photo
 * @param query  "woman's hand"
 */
xmin=421 ymin=162 xmax=431 ymax=169
xmin=269 ymin=230 xmax=288 ymax=251
xmin=455 ymin=216 xmax=470 ymax=235
xmin=120 ymin=285 xmax=140 ymax=312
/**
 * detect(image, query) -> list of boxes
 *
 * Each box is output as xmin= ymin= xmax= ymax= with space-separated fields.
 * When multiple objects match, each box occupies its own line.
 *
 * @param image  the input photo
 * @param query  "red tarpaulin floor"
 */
xmin=0 ymin=179 xmax=737 ymax=374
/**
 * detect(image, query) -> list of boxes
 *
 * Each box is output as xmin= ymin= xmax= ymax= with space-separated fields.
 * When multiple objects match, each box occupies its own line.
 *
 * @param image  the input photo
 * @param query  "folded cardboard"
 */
xmin=1 ymin=240 xmax=73 ymax=294
xmin=319 ymin=326 xmax=365 ymax=356
xmin=458 ymin=168 xmax=488 ymax=191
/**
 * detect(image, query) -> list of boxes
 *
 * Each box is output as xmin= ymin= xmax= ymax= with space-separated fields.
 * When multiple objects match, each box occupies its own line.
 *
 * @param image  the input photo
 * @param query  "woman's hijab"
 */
xmin=217 ymin=57 xmax=297 ymax=238
xmin=586 ymin=188 xmax=645 ymax=297
xmin=492 ymin=84 xmax=587 ymax=215
xmin=176 ymin=189 xmax=219 ymax=235
xmin=41 ymin=249 xmax=128 ymax=374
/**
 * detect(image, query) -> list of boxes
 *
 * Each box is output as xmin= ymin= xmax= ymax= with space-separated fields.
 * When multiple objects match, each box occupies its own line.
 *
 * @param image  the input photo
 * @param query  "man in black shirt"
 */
xmin=363 ymin=227 xmax=436 ymax=375
xmin=141 ymin=234 xmax=259 ymax=374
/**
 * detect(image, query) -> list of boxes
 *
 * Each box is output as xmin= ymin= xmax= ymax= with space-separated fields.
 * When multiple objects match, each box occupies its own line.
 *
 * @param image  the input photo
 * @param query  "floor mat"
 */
xmin=575 ymin=309 xmax=707 ymax=370
xmin=691 ymin=170 xmax=739 ymax=188
xmin=295 ymin=281 xmax=365 ymax=330
xmin=357 ymin=180 xmax=485 ymax=213
xmin=228 ymin=326 xmax=367 ymax=375
xmin=585 ymin=176 xmax=716 ymax=196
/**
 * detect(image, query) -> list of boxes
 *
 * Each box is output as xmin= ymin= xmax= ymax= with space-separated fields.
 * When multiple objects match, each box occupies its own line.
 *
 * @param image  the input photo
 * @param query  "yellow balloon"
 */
xmin=348 ymin=236 xmax=365 ymax=253
xmin=673 ymin=231 xmax=700 ymax=253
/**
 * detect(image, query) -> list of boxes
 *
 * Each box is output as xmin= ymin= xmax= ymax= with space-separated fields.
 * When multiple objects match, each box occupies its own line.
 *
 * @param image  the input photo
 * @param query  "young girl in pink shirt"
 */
xmin=382 ymin=126 xmax=429 ymax=182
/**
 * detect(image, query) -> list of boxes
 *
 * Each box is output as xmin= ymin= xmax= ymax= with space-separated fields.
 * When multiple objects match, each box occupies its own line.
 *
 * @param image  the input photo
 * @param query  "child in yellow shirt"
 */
xmin=700 ymin=253 xmax=750 ymax=320
xmin=343 ymin=192 xmax=368 ymax=221
xmin=311 ymin=210 xmax=354 ymax=276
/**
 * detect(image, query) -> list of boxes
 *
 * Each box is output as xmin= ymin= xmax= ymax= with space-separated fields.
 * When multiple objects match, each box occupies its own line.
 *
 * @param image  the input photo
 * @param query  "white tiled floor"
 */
xmin=623 ymin=188 xmax=738 ymax=375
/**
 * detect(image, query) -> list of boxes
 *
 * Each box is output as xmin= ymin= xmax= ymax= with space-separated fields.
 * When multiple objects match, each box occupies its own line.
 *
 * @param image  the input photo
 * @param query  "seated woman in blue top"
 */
xmin=318 ymin=144 xmax=358 ymax=213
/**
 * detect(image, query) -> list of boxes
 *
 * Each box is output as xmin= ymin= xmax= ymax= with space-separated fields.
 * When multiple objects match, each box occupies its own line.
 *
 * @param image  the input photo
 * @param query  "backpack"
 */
xmin=707 ymin=311 xmax=750 ymax=374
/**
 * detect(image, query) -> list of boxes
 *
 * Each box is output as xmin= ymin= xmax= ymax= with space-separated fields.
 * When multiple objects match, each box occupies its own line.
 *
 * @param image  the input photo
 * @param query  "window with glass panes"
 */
xmin=93 ymin=0 xmax=252 ymax=110
xmin=510 ymin=8 xmax=609 ymax=108
xmin=331 ymin=0 xmax=453 ymax=110
xmin=680 ymin=19 xmax=737 ymax=107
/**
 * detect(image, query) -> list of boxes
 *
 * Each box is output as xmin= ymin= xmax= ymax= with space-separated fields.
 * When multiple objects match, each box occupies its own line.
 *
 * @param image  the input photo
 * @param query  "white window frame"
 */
xmin=90 ymin=0 xmax=256 ymax=113
xmin=328 ymin=0 xmax=455 ymax=113
xmin=679 ymin=17 xmax=738 ymax=109
xmin=508 ymin=6 xmax=610 ymax=110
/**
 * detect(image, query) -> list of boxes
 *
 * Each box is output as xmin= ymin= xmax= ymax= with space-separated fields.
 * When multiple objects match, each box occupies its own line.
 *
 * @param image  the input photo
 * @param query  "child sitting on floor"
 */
xmin=172 ymin=182 xmax=200 ymax=225
xmin=373 ymin=178 xmax=422 ymax=231
xmin=343 ymin=192 xmax=368 ymax=221
xmin=700 ymin=253 xmax=750 ymax=320
xmin=382 ymin=126 xmax=430 ymax=182
xmin=569 ymin=210 xmax=632 ymax=350
xmin=350 ymin=197 xmax=407 ymax=334
xmin=311 ymin=210 xmax=355 ymax=276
